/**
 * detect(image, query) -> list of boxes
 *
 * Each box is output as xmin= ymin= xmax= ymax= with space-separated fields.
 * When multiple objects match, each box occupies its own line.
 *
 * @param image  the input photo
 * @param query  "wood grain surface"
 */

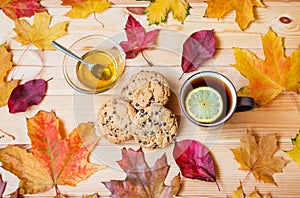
xmin=0 ymin=1 xmax=300 ymax=197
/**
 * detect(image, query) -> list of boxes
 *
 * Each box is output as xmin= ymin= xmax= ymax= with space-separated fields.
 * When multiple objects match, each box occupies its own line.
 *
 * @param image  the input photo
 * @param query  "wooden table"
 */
xmin=1 ymin=0 xmax=300 ymax=197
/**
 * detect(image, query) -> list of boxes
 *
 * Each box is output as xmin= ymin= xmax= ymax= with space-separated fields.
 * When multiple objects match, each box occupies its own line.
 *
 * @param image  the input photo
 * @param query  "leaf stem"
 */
xmin=11 ymin=44 xmax=32 ymax=80
xmin=0 ymin=128 xmax=15 ymax=140
xmin=33 ymin=50 xmax=46 ymax=79
xmin=93 ymin=12 xmax=105 ymax=28
xmin=179 ymin=72 xmax=184 ymax=80
xmin=55 ymin=184 xmax=60 ymax=196
xmin=215 ymin=181 xmax=221 ymax=191
xmin=242 ymin=170 xmax=252 ymax=184
xmin=141 ymin=50 xmax=153 ymax=66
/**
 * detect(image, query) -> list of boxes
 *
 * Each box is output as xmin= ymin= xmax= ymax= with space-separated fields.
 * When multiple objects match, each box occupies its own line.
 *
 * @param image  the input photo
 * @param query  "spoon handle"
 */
xmin=51 ymin=41 xmax=90 ymax=66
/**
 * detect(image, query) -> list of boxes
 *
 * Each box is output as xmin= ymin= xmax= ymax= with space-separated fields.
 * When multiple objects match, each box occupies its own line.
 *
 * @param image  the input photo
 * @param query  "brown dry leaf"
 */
xmin=231 ymin=132 xmax=288 ymax=185
xmin=233 ymin=28 xmax=300 ymax=105
xmin=204 ymin=0 xmax=265 ymax=30
xmin=0 ymin=44 xmax=19 ymax=107
xmin=13 ymin=12 xmax=68 ymax=50
xmin=103 ymin=147 xmax=181 ymax=198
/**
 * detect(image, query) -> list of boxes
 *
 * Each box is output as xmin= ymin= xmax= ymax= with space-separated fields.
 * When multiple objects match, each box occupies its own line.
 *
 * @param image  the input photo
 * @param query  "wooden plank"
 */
xmin=1 ymin=1 xmax=300 ymax=198
xmin=42 ymin=0 xmax=300 ymax=7
xmin=1 ymin=143 xmax=300 ymax=197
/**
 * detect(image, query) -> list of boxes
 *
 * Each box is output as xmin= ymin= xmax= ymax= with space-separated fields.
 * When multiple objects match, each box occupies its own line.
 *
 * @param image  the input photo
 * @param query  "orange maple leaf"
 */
xmin=62 ymin=0 xmax=112 ymax=19
xmin=0 ymin=110 xmax=106 ymax=195
xmin=0 ymin=44 xmax=19 ymax=107
xmin=13 ymin=12 xmax=68 ymax=50
xmin=233 ymin=28 xmax=300 ymax=105
xmin=204 ymin=0 xmax=265 ymax=30
xmin=231 ymin=132 xmax=288 ymax=185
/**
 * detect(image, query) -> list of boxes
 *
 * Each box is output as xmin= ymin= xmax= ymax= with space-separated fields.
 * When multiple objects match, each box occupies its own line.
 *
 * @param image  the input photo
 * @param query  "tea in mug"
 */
xmin=184 ymin=75 xmax=233 ymax=124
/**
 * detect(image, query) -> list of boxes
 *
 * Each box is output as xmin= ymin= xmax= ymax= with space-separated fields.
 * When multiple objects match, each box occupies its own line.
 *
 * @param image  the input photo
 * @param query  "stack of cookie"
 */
xmin=97 ymin=71 xmax=179 ymax=149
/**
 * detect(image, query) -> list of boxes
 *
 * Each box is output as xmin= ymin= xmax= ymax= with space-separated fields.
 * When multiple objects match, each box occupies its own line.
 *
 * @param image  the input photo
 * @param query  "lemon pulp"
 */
xmin=185 ymin=86 xmax=223 ymax=123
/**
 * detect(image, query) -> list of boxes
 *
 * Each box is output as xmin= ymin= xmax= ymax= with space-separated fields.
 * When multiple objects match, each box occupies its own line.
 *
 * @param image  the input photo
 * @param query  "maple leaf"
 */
xmin=145 ymin=0 xmax=191 ymax=25
xmin=286 ymin=131 xmax=300 ymax=166
xmin=249 ymin=188 xmax=271 ymax=198
xmin=0 ymin=44 xmax=19 ymax=107
xmin=0 ymin=110 xmax=106 ymax=195
xmin=231 ymin=132 xmax=288 ymax=185
xmin=120 ymin=15 xmax=160 ymax=66
xmin=103 ymin=147 xmax=181 ymax=198
xmin=13 ymin=12 xmax=69 ymax=50
xmin=0 ymin=0 xmax=46 ymax=20
xmin=228 ymin=183 xmax=271 ymax=198
xmin=204 ymin=0 xmax=265 ymax=30
xmin=62 ymin=0 xmax=112 ymax=19
xmin=227 ymin=182 xmax=245 ymax=198
xmin=233 ymin=29 xmax=300 ymax=105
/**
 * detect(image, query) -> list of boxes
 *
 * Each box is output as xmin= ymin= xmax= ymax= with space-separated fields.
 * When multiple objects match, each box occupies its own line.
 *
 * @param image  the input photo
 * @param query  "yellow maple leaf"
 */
xmin=145 ymin=0 xmax=191 ymax=25
xmin=286 ymin=131 xmax=300 ymax=166
xmin=0 ymin=44 xmax=19 ymax=107
xmin=231 ymin=132 xmax=288 ymax=185
xmin=228 ymin=184 xmax=272 ymax=198
xmin=13 ymin=12 xmax=68 ymax=50
xmin=227 ymin=182 xmax=245 ymax=198
xmin=62 ymin=0 xmax=112 ymax=19
xmin=233 ymin=28 xmax=300 ymax=105
xmin=249 ymin=188 xmax=272 ymax=198
xmin=204 ymin=0 xmax=265 ymax=30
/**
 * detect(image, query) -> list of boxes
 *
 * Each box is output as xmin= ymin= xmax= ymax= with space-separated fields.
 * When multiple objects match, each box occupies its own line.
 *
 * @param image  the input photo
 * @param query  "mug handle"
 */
xmin=235 ymin=96 xmax=255 ymax=112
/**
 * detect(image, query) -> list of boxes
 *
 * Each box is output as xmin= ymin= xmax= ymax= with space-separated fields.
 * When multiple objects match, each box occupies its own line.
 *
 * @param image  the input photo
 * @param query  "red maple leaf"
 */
xmin=0 ymin=0 xmax=46 ymax=20
xmin=120 ymin=15 xmax=160 ymax=66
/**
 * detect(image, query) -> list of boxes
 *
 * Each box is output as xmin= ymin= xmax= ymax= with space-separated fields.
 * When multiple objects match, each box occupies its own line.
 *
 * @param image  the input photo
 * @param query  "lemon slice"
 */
xmin=185 ymin=86 xmax=223 ymax=123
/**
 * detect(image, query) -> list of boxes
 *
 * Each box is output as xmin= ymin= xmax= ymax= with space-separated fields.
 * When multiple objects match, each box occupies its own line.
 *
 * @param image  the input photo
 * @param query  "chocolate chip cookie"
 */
xmin=121 ymin=71 xmax=171 ymax=109
xmin=132 ymin=104 xmax=178 ymax=149
xmin=97 ymin=98 xmax=136 ymax=144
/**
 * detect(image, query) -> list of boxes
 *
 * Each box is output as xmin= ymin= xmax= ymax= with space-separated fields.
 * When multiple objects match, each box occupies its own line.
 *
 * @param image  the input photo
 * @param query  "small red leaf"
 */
xmin=120 ymin=15 xmax=160 ymax=65
xmin=181 ymin=30 xmax=216 ymax=77
xmin=173 ymin=140 xmax=219 ymax=190
xmin=8 ymin=79 xmax=48 ymax=113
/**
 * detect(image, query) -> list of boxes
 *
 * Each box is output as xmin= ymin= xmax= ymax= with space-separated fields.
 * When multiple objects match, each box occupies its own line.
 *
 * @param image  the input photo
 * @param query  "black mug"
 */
xmin=180 ymin=71 xmax=255 ymax=127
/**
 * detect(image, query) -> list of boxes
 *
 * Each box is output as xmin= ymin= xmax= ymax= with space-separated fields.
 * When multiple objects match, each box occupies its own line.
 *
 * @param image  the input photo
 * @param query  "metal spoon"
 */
xmin=51 ymin=41 xmax=105 ymax=79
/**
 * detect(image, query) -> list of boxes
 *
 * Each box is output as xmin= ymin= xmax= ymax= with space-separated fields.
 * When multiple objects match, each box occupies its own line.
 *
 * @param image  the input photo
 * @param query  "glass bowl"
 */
xmin=62 ymin=35 xmax=126 ymax=94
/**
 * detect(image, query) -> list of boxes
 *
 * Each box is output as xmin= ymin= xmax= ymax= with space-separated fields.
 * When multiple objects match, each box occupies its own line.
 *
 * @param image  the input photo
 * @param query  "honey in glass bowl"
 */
xmin=62 ymin=35 xmax=125 ymax=94
xmin=76 ymin=50 xmax=119 ymax=89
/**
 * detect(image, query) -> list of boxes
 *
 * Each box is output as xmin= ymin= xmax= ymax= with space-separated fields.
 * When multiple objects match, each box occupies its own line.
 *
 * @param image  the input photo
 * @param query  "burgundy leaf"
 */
xmin=8 ymin=79 xmax=48 ymax=113
xmin=120 ymin=15 xmax=160 ymax=65
xmin=181 ymin=30 xmax=216 ymax=78
xmin=173 ymin=139 xmax=220 ymax=190
xmin=0 ymin=174 xmax=6 ymax=197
